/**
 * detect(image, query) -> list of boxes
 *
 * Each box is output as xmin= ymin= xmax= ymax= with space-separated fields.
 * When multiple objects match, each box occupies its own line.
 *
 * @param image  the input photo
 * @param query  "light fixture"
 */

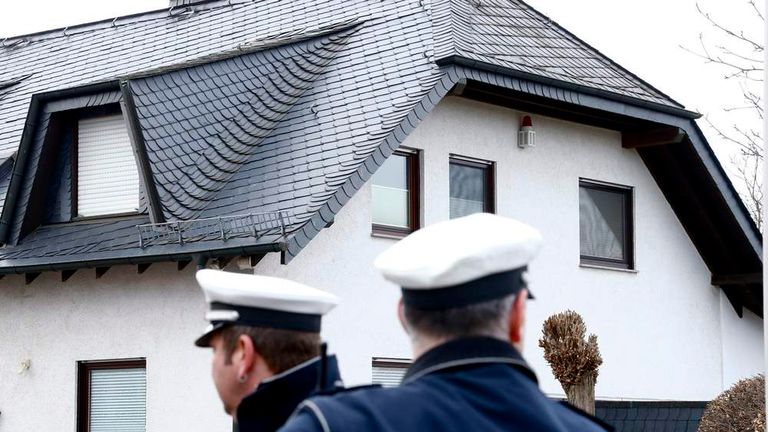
xmin=517 ymin=115 xmax=536 ymax=148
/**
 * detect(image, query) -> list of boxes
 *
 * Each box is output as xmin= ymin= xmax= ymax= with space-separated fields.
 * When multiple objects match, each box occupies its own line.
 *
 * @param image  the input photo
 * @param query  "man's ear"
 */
xmin=508 ymin=289 xmax=527 ymax=351
xmin=235 ymin=334 xmax=257 ymax=378
xmin=397 ymin=298 xmax=409 ymax=334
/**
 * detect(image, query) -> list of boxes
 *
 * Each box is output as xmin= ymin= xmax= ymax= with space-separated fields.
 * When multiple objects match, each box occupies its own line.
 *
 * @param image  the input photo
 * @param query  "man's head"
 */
xmin=206 ymin=325 xmax=320 ymax=416
xmin=399 ymin=290 xmax=527 ymax=355
xmin=375 ymin=214 xmax=541 ymax=356
xmin=194 ymin=270 xmax=338 ymax=417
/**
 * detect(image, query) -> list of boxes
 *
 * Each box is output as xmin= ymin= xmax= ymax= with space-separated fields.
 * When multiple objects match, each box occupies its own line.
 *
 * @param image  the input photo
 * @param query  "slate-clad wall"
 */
xmin=0 ymin=263 xmax=229 ymax=432
xmin=255 ymin=96 xmax=764 ymax=399
xmin=43 ymin=119 xmax=72 ymax=223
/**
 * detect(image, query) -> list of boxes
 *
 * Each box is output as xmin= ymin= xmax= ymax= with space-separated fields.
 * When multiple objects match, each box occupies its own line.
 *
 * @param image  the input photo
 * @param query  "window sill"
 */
xmin=371 ymin=230 xmax=410 ymax=240
xmin=579 ymin=263 xmax=638 ymax=274
xmin=46 ymin=213 xmax=148 ymax=226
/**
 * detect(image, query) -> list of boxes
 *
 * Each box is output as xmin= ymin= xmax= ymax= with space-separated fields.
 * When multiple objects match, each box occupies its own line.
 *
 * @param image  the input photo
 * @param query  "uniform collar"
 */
xmin=402 ymin=336 xmax=537 ymax=385
xmin=237 ymin=355 xmax=342 ymax=431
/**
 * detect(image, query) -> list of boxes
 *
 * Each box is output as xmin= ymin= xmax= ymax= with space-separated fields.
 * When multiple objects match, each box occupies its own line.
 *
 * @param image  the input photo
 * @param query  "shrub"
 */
xmin=698 ymin=375 xmax=765 ymax=432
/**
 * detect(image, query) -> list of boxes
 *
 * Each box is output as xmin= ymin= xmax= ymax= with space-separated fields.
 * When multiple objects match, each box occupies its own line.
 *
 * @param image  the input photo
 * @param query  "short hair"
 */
xmin=403 ymin=294 xmax=516 ymax=341
xmin=220 ymin=326 xmax=320 ymax=373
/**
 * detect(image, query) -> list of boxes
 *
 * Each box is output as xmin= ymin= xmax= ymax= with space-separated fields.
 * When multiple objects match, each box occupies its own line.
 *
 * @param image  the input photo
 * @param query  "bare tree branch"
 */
xmin=688 ymin=0 xmax=764 ymax=230
xmin=696 ymin=3 xmax=764 ymax=52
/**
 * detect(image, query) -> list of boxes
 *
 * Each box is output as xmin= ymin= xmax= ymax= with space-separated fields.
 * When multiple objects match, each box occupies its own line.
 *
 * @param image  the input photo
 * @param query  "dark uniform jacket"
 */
xmin=280 ymin=337 xmax=612 ymax=432
xmin=236 ymin=355 xmax=343 ymax=432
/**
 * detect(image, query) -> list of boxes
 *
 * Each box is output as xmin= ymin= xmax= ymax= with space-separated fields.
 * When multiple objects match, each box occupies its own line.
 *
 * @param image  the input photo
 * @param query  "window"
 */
xmin=371 ymin=149 xmax=420 ymax=237
xmin=372 ymin=358 xmax=410 ymax=388
xmin=74 ymin=113 xmax=140 ymax=218
xmin=77 ymin=359 xmax=147 ymax=432
xmin=579 ymin=179 xmax=634 ymax=269
xmin=449 ymin=156 xmax=495 ymax=218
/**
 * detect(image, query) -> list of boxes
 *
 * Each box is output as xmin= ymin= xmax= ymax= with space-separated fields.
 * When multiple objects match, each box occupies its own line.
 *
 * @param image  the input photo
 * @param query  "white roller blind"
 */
xmin=372 ymin=361 xmax=409 ymax=388
xmin=78 ymin=115 xmax=139 ymax=217
xmin=579 ymin=186 xmax=625 ymax=260
xmin=90 ymin=368 xmax=146 ymax=432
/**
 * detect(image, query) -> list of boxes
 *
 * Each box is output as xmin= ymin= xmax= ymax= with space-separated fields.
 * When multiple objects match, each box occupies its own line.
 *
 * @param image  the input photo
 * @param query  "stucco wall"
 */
xmin=0 ymin=96 xmax=763 ymax=432
xmin=256 ymin=96 xmax=763 ymax=401
xmin=720 ymin=293 xmax=764 ymax=389
xmin=0 ymin=264 xmax=230 ymax=432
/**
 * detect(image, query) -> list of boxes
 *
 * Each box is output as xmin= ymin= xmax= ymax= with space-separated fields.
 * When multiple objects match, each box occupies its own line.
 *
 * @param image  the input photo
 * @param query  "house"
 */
xmin=0 ymin=0 xmax=762 ymax=431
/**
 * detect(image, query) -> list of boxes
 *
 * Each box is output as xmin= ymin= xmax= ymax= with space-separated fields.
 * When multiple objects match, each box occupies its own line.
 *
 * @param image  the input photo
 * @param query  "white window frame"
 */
xmin=74 ymin=112 xmax=140 ymax=218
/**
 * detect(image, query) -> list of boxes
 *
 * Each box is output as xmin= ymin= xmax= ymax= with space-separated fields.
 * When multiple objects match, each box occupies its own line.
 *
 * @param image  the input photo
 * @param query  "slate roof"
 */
xmin=595 ymin=401 xmax=707 ymax=432
xmin=0 ymin=0 xmax=760 ymax=317
xmin=0 ymin=0 xmax=684 ymax=157
xmin=431 ymin=0 xmax=681 ymax=109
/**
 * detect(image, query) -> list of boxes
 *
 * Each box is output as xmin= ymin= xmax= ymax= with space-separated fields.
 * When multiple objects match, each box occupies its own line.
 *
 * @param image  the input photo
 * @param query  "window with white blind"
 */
xmin=449 ymin=156 xmax=494 ymax=219
xmin=76 ymin=114 xmax=140 ymax=217
xmin=371 ymin=149 xmax=420 ymax=237
xmin=371 ymin=358 xmax=410 ymax=388
xmin=579 ymin=179 xmax=634 ymax=269
xmin=77 ymin=359 xmax=146 ymax=432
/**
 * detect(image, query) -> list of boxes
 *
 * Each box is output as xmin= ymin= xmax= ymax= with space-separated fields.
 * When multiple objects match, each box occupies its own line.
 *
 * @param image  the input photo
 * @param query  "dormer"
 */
xmin=0 ymin=85 xmax=152 ymax=246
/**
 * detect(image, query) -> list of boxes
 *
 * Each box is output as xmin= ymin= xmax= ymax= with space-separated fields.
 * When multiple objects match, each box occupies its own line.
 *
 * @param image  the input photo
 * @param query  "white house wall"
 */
xmin=720 ymin=293 xmax=764 ymax=389
xmin=0 ymin=264 xmax=231 ymax=432
xmin=257 ymin=96 xmax=763 ymax=401
xmin=0 ymin=97 xmax=763 ymax=431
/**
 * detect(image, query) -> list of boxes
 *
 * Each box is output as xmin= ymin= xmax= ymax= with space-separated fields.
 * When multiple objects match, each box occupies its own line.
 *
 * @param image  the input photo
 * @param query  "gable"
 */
xmin=0 ymin=0 xmax=759 ymax=317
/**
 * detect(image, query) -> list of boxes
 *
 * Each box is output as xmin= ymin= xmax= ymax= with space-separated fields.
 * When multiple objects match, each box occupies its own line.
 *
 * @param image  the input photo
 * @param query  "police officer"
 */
xmin=195 ymin=269 xmax=343 ymax=432
xmin=280 ymin=213 xmax=613 ymax=432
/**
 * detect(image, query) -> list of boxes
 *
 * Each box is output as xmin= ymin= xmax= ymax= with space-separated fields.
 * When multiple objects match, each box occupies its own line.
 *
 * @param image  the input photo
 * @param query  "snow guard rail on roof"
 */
xmin=137 ymin=211 xmax=288 ymax=248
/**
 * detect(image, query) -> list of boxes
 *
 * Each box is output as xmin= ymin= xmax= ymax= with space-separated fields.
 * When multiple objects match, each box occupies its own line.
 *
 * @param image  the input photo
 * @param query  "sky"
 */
xmin=0 ymin=0 xmax=761 ymax=180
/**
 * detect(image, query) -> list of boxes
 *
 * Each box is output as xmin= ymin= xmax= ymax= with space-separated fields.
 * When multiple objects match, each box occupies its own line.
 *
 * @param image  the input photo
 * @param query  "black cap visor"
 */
xmin=194 ymin=322 xmax=228 ymax=348
xmin=401 ymin=267 xmax=532 ymax=310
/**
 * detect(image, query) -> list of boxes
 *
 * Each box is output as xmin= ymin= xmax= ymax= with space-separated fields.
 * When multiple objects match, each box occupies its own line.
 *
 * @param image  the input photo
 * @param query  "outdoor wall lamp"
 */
xmin=517 ymin=115 xmax=536 ymax=148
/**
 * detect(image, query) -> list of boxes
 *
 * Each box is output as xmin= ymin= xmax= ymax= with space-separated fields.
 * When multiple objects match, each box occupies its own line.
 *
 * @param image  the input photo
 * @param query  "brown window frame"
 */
xmin=372 ymin=357 xmax=411 ymax=369
xmin=448 ymin=155 xmax=496 ymax=217
xmin=76 ymin=358 xmax=146 ymax=432
xmin=579 ymin=179 xmax=634 ymax=270
xmin=371 ymin=149 xmax=421 ymax=238
xmin=69 ymin=104 xmax=142 ymax=221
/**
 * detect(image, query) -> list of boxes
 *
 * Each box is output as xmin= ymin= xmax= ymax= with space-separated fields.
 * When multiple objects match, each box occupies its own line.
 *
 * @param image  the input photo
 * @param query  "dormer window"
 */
xmin=74 ymin=114 xmax=140 ymax=218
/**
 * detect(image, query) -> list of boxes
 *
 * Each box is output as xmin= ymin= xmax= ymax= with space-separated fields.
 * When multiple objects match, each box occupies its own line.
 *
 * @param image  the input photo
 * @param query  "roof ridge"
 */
xmin=0 ymin=0 xmax=249 ymax=44
xmin=121 ymin=17 xmax=365 ymax=81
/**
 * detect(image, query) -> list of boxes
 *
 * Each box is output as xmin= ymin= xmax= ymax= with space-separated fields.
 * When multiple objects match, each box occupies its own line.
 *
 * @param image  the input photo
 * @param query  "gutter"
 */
xmin=438 ymin=55 xmax=702 ymax=121
xmin=0 ymin=241 xmax=284 ymax=275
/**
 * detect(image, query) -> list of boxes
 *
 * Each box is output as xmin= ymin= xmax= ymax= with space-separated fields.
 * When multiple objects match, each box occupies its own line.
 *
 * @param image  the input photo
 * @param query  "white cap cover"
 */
xmin=195 ymin=270 xmax=339 ymax=347
xmin=374 ymin=213 xmax=542 ymax=308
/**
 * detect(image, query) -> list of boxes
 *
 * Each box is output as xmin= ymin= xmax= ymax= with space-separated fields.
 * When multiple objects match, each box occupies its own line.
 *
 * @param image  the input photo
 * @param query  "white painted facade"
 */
xmin=0 ymin=96 xmax=762 ymax=431
xmin=0 ymin=264 xmax=231 ymax=431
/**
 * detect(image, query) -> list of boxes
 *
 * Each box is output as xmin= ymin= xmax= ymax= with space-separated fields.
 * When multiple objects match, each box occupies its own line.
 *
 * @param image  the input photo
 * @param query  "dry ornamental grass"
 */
xmin=538 ymin=310 xmax=602 ymax=413
xmin=538 ymin=310 xmax=603 ymax=388
xmin=698 ymin=375 xmax=765 ymax=432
